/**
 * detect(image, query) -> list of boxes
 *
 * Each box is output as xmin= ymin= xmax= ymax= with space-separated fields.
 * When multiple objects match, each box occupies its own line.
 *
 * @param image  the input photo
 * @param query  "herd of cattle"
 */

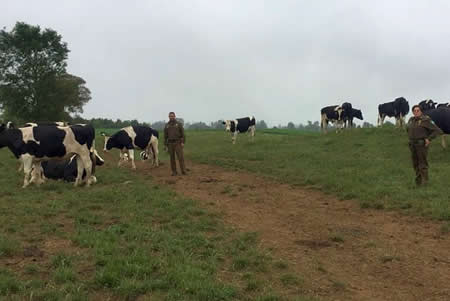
xmin=321 ymin=98 xmax=450 ymax=145
xmin=0 ymin=98 xmax=449 ymax=188
xmin=0 ymin=122 xmax=160 ymax=188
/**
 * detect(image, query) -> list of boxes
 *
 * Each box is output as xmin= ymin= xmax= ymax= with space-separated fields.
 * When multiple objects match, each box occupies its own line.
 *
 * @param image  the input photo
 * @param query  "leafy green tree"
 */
xmin=256 ymin=120 xmax=268 ymax=129
xmin=287 ymin=121 xmax=295 ymax=129
xmin=0 ymin=22 xmax=90 ymax=122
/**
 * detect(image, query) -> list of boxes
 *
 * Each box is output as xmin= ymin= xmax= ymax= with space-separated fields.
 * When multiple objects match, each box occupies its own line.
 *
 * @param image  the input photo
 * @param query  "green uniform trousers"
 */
xmin=409 ymin=142 xmax=428 ymax=185
xmin=168 ymin=143 xmax=186 ymax=175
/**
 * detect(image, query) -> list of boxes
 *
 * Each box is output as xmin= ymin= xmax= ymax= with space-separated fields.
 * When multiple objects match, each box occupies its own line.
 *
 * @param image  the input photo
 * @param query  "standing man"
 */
xmin=406 ymin=105 xmax=442 ymax=186
xmin=164 ymin=112 xmax=186 ymax=176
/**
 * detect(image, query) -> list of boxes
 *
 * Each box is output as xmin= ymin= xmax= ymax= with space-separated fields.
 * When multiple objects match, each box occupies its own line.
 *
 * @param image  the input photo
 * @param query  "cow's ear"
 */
xmin=222 ymin=121 xmax=226 ymax=124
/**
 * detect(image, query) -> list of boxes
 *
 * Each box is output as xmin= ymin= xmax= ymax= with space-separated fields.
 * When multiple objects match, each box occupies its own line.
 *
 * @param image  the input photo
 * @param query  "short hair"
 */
xmin=168 ymin=112 xmax=176 ymax=116
xmin=412 ymin=105 xmax=421 ymax=112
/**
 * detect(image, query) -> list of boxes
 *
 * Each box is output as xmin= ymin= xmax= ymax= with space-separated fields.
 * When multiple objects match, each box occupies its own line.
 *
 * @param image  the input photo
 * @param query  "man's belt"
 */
xmin=409 ymin=139 xmax=425 ymax=145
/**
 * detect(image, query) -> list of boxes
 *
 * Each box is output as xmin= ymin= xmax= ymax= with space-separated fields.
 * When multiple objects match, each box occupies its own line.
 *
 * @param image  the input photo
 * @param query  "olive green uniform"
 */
xmin=406 ymin=115 xmax=442 ymax=185
xmin=164 ymin=120 xmax=186 ymax=175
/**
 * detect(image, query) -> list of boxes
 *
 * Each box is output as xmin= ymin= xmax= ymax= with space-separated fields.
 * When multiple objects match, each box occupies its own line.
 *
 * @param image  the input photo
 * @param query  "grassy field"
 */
xmin=186 ymin=127 xmax=450 ymax=220
xmin=0 ymin=146 xmax=316 ymax=301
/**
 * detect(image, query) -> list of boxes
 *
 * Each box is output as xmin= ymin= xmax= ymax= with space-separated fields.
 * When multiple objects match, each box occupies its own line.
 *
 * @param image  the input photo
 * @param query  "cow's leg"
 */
xmin=250 ymin=126 xmax=255 ymax=142
xmin=74 ymin=157 xmax=85 ymax=187
xmin=128 ymin=149 xmax=136 ymax=169
xmin=232 ymin=131 xmax=238 ymax=144
xmin=441 ymin=135 xmax=447 ymax=149
xmin=150 ymin=137 xmax=159 ymax=167
xmin=30 ymin=163 xmax=45 ymax=185
xmin=321 ymin=114 xmax=326 ymax=133
xmin=17 ymin=160 xmax=24 ymax=172
xmin=21 ymin=156 xmax=33 ymax=188
xmin=118 ymin=150 xmax=126 ymax=167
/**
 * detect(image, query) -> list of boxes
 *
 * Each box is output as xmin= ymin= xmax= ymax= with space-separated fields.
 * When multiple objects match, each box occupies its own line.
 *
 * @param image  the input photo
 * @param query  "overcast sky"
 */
xmin=3 ymin=0 xmax=450 ymax=126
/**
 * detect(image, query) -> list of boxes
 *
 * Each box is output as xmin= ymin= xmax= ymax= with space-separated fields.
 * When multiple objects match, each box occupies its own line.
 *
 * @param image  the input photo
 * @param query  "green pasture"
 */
xmin=0 ymin=146 xmax=315 ymax=301
xmin=186 ymin=127 xmax=450 ymax=220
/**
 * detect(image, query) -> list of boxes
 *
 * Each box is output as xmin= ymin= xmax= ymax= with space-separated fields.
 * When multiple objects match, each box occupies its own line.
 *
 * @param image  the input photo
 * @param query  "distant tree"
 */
xmin=362 ymin=122 xmax=374 ymax=128
xmin=0 ymin=22 xmax=90 ymax=122
xmin=210 ymin=120 xmax=224 ymax=129
xmin=150 ymin=120 xmax=166 ymax=130
xmin=256 ymin=120 xmax=268 ymax=129
xmin=188 ymin=121 xmax=210 ymax=130
xmin=287 ymin=121 xmax=295 ymax=129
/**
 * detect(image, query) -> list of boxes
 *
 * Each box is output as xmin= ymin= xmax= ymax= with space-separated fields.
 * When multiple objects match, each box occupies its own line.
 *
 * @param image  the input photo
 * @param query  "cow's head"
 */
xmin=353 ymin=109 xmax=363 ymax=120
xmin=223 ymin=120 xmax=231 ymax=131
xmin=6 ymin=121 xmax=14 ymax=129
xmin=419 ymin=99 xmax=436 ymax=111
xmin=101 ymin=132 xmax=111 ymax=151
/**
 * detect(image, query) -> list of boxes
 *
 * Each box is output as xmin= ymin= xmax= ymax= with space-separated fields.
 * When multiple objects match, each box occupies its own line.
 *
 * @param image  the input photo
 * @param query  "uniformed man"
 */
xmin=164 ymin=112 xmax=186 ymax=176
xmin=406 ymin=105 xmax=442 ymax=186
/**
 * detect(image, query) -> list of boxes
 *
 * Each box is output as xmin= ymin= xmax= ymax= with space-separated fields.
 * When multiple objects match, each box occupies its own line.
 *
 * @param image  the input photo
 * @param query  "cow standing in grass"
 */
xmin=102 ymin=125 xmax=159 ymax=169
xmin=321 ymin=103 xmax=350 ymax=133
xmin=0 ymin=123 xmax=95 ymax=188
xmin=377 ymin=97 xmax=409 ymax=127
xmin=222 ymin=116 xmax=256 ymax=144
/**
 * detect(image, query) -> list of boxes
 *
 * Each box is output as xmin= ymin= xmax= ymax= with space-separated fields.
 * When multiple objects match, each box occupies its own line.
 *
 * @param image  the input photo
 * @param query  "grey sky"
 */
xmin=3 ymin=0 xmax=450 ymax=126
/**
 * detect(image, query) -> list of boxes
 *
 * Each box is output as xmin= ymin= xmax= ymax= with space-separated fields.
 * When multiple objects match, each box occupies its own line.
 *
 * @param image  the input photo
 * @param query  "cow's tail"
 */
xmin=90 ymin=138 xmax=97 ymax=175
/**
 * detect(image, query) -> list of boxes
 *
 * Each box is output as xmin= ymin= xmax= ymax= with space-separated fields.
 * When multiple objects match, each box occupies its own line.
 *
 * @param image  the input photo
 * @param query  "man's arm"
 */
xmin=180 ymin=124 xmax=186 ymax=144
xmin=164 ymin=125 xmax=169 ymax=146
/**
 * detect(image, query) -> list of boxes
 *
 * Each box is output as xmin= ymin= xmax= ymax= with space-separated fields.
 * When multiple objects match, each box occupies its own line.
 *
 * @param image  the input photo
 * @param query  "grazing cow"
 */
xmin=418 ymin=102 xmax=450 ymax=148
xmin=377 ymin=97 xmax=409 ymax=127
xmin=102 ymin=125 xmax=159 ymax=169
xmin=39 ymin=150 xmax=104 ymax=183
xmin=437 ymin=102 xmax=450 ymax=109
xmin=344 ymin=108 xmax=364 ymax=128
xmin=0 ymin=123 xmax=96 ymax=188
xmin=222 ymin=116 xmax=256 ymax=144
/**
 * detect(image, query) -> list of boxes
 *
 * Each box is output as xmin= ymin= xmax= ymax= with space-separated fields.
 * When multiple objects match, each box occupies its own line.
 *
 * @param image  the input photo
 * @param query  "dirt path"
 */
xmin=139 ymin=160 xmax=449 ymax=301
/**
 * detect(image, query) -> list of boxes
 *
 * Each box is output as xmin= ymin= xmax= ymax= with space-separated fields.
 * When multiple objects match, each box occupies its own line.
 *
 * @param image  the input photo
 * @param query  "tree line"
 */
xmin=1 ymin=22 xmax=378 ymax=131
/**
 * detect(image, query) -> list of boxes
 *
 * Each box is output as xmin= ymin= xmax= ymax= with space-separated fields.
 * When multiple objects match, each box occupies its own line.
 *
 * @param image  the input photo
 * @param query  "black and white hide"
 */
xmin=102 ymin=125 xmax=159 ymax=169
xmin=0 ymin=123 xmax=96 ymax=188
xmin=222 ymin=116 xmax=256 ymax=144
xmin=377 ymin=97 xmax=409 ymax=127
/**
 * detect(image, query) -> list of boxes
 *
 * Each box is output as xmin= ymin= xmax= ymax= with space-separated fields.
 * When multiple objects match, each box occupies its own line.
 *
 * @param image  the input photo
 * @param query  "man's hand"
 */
xmin=425 ymin=138 xmax=430 ymax=147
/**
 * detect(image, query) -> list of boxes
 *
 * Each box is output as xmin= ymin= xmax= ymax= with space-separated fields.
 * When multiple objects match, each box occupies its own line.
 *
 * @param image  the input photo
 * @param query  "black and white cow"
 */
xmin=377 ymin=97 xmax=409 ymax=127
xmin=437 ymin=102 xmax=450 ymax=109
xmin=344 ymin=108 xmax=364 ymax=128
xmin=39 ymin=150 xmax=104 ymax=183
xmin=222 ymin=116 xmax=256 ymax=144
xmin=0 ymin=123 xmax=96 ymax=187
xmin=102 ymin=125 xmax=159 ymax=169
xmin=418 ymin=100 xmax=450 ymax=148
xmin=24 ymin=121 xmax=70 ymax=127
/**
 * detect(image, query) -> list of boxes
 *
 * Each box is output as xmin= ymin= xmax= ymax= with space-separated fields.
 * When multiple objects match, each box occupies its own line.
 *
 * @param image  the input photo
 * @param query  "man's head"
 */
xmin=412 ymin=105 xmax=422 ymax=118
xmin=168 ymin=112 xmax=176 ymax=122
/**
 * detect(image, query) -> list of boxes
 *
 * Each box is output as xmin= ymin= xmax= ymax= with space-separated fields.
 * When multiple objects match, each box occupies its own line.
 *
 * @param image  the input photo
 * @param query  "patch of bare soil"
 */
xmin=140 ymin=160 xmax=450 ymax=301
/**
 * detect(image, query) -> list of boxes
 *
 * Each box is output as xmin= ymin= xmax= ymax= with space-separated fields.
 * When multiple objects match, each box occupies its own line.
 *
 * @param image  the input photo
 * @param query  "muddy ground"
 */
xmin=141 ymin=160 xmax=450 ymax=301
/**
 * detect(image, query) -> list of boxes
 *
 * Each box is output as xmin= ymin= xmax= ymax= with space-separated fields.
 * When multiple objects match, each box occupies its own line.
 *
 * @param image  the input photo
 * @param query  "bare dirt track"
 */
xmin=138 ymin=160 xmax=450 ymax=301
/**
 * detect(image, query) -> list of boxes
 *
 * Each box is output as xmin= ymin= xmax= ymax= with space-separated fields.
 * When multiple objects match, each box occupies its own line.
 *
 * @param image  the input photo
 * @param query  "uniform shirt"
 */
xmin=164 ymin=120 xmax=185 ymax=145
xmin=406 ymin=115 xmax=442 ymax=141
